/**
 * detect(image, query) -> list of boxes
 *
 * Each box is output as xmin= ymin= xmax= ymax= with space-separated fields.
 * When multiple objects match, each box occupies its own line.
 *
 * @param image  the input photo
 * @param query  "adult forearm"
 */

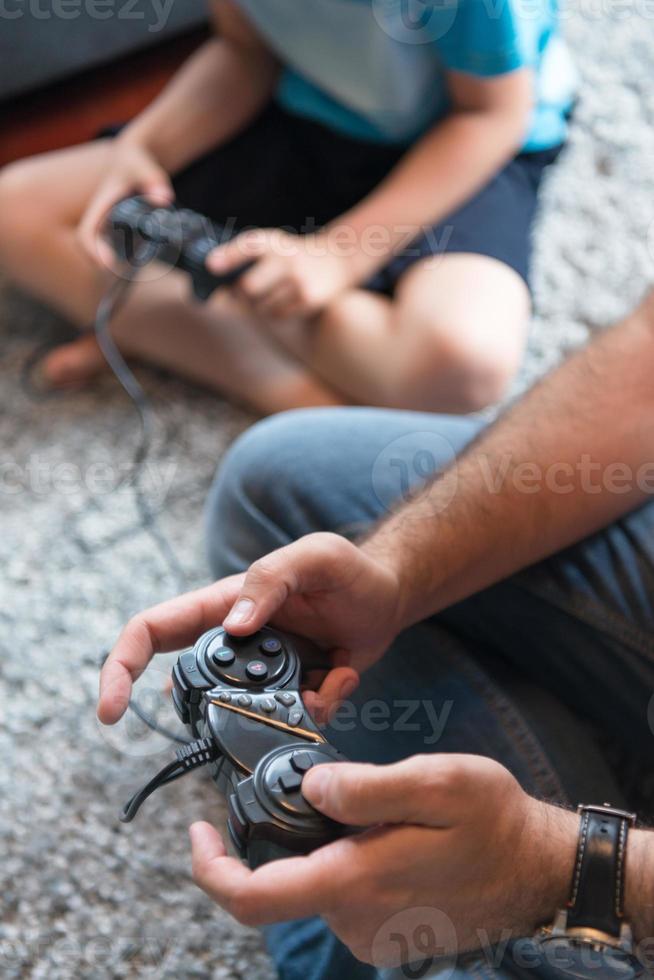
xmin=119 ymin=37 xmax=278 ymax=175
xmin=325 ymin=103 xmax=529 ymax=279
xmin=362 ymin=292 xmax=654 ymax=625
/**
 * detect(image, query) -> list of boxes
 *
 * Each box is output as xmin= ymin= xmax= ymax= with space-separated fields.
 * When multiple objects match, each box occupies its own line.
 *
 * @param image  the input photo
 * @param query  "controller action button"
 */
xmin=279 ymin=771 xmax=304 ymax=794
xmin=260 ymin=637 xmax=282 ymax=655
xmin=237 ymin=694 xmax=253 ymax=708
xmin=210 ymin=646 xmax=235 ymax=668
xmin=287 ymin=708 xmax=304 ymax=727
xmin=179 ymin=650 xmax=199 ymax=678
xmin=290 ymin=751 xmax=314 ymax=774
xmin=218 ymin=692 xmax=232 ymax=703
xmin=275 ymin=692 xmax=296 ymax=707
xmin=260 ymin=697 xmax=276 ymax=713
xmin=246 ymin=660 xmax=268 ymax=681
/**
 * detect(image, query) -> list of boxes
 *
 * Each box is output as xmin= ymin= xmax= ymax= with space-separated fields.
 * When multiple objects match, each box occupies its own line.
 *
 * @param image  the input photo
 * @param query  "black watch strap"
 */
xmin=567 ymin=804 xmax=636 ymax=938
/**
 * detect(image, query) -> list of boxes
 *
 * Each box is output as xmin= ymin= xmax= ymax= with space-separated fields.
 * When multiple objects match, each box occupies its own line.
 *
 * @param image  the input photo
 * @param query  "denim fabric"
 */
xmin=204 ymin=407 xmax=654 ymax=980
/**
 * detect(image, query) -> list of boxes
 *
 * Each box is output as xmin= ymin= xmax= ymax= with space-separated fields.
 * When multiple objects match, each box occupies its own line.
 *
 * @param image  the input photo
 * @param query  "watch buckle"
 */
xmin=549 ymin=909 xmax=635 ymax=954
xmin=577 ymin=802 xmax=637 ymax=826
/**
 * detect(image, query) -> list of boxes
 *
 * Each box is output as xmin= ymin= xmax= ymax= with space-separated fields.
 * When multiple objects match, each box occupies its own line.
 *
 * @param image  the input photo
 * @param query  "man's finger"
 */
xmin=190 ymin=822 xmax=347 ymax=925
xmin=222 ymin=533 xmax=355 ymax=635
xmin=302 ymin=755 xmax=469 ymax=827
xmin=97 ymin=575 xmax=243 ymax=724
xmin=303 ymin=665 xmax=359 ymax=725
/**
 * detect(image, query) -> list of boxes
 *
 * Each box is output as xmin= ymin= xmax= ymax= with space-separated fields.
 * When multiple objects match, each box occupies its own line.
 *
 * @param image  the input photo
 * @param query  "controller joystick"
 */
xmin=120 ymin=625 xmax=350 ymax=868
xmin=106 ymin=197 xmax=254 ymax=301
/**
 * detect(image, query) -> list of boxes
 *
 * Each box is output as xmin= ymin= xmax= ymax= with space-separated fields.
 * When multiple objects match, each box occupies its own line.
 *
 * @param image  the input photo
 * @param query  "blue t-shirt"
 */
xmin=234 ymin=0 xmax=575 ymax=151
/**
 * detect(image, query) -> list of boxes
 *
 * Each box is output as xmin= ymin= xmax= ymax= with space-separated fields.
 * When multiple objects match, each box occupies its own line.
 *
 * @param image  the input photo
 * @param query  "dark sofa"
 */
xmin=0 ymin=0 xmax=207 ymax=101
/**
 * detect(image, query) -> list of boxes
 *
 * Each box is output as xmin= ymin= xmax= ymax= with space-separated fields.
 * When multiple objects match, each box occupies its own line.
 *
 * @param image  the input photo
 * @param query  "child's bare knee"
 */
xmin=398 ymin=318 xmax=518 ymax=412
xmin=452 ymin=348 xmax=515 ymax=411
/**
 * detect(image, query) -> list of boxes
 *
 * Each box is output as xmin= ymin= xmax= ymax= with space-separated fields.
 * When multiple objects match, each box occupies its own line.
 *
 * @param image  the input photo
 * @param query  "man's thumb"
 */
xmin=302 ymin=760 xmax=424 ymax=827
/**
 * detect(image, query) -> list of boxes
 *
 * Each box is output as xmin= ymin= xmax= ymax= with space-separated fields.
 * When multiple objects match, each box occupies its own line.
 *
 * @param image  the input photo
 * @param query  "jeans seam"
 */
xmin=452 ymin=646 xmax=568 ymax=804
xmin=513 ymin=576 xmax=654 ymax=662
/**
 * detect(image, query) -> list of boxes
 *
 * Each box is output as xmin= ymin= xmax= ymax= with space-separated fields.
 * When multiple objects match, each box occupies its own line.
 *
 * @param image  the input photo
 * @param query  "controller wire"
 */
xmin=94 ymin=267 xmax=194 ymax=745
xmin=21 ymin=261 xmax=192 ymax=746
xmin=120 ymin=736 xmax=219 ymax=822
xmin=93 ymin=269 xmax=188 ymax=594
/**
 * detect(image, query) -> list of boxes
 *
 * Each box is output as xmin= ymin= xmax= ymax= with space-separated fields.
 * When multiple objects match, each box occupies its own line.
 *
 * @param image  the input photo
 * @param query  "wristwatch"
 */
xmin=536 ymin=803 xmax=645 ymax=979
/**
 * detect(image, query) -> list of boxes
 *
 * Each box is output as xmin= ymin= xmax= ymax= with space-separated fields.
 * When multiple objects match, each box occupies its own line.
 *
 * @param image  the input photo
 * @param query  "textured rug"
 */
xmin=2 ymin=7 xmax=654 ymax=977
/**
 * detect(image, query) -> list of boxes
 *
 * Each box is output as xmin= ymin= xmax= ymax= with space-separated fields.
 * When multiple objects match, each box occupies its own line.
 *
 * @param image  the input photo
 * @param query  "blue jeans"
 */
xmin=205 ymin=408 xmax=654 ymax=980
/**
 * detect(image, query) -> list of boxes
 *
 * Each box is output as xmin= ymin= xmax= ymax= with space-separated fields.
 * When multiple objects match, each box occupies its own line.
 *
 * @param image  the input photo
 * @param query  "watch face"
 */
xmin=535 ymin=938 xmax=642 ymax=980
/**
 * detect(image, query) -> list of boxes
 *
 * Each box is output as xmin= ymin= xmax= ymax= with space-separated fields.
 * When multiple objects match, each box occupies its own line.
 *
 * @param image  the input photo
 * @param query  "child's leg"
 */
xmin=272 ymin=252 xmax=530 ymax=413
xmin=0 ymin=144 xmax=343 ymax=413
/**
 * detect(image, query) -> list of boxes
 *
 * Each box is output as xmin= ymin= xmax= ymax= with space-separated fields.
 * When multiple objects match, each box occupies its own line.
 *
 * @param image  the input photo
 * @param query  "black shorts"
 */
xmin=148 ymin=102 xmax=563 ymax=293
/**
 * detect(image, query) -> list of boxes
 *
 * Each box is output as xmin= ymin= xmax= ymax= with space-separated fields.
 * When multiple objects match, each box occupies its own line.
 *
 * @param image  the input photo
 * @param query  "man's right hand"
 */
xmin=77 ymin=136 xmax=174 ymax=269
xmin=98 ymin=532 xmax=406 ymax=727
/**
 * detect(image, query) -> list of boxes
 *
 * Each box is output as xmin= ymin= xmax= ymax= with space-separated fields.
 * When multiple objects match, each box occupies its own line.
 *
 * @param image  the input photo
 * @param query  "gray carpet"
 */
xmin=2 ymin=7 xmax=654 ymax=976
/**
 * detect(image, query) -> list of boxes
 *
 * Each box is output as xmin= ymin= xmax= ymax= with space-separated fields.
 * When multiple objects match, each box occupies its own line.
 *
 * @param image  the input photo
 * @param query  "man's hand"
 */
xmin=190 ymin=754 xmax=578 ymax=967
xmin=98 ymin=532 xmax=404 ymax=725
xmin=207 ymin=229 xmax=356 ymax=318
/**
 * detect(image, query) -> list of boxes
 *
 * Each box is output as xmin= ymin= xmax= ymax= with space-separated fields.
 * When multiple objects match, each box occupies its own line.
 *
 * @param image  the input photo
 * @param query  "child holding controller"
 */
xmin=0 ymin=0 xmax=574 ymax=414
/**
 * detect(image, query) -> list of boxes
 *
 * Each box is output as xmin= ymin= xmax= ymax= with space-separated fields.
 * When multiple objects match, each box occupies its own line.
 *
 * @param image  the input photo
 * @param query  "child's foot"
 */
xmin=40 ymin=334 xmax=110 ymax=388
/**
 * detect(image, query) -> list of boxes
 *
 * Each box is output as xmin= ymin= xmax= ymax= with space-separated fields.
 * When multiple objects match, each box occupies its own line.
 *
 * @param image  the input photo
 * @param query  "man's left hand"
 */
xmin=190 ymin=753 xmax=578 ymax=967
xmin=206 ymin=228 xmax=357 ymax=319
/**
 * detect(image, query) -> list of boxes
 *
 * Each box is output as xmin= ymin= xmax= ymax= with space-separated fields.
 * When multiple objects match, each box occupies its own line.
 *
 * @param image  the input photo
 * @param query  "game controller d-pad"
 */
xmin=121 ymin=624 xmax=351 ymax=868
xmin=228 ymin=743 xmax=346 ymax=866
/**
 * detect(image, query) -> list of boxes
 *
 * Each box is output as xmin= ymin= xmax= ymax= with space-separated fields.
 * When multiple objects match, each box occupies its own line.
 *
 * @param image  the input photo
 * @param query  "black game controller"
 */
xmin=107 ymin=197 xmax=255 ymax=301
xmin=120 ymin=625 xmax=349 ymax=869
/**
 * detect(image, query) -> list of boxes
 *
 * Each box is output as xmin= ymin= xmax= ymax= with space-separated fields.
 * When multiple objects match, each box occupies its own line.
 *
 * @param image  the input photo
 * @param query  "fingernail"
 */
xmin=340 ymin=678 xmax=358 ymax=702
xmin=302 ymin=767 xmax=333 ymax=807
xmin=224 ymin=598 xmax=255 ymax=627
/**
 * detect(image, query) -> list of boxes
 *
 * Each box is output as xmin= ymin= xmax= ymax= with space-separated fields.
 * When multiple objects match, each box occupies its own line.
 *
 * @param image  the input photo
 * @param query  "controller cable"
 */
xmin=21 ymin=260 xmax=193 ymax=746
xmin=95 ymin=268 xmax=194 ymax=745
xmin=93 ymin=269 xmax=188 ymax=593
xmin=120 ymin=737 xmax=220 ymax=822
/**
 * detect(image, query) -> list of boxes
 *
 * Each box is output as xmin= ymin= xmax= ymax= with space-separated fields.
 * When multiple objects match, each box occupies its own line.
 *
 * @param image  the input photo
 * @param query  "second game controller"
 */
xmin=106 ymin=197 xmax=254 ymax=301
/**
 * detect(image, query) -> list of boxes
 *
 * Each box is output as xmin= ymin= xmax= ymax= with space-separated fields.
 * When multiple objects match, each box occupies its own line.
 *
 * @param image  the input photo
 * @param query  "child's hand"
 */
xmin=207 ymin=228 xmax=356 ymax=318
xmin=77 ymin=137 xmax=174 ymax=269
